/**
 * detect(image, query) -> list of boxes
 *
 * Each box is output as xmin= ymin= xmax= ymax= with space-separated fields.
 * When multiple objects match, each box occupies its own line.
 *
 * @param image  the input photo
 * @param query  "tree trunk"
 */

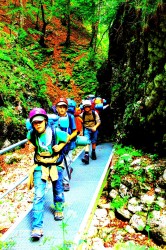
xmin=39 ymin=2 xmax=48 ymax=47
xmin=19 ymin=0 xmax=24 ymax=28
xmin=65 ymin=0 xmax=71 ymax=47
xmin=89 ymin=21 xmax=98 ymax=51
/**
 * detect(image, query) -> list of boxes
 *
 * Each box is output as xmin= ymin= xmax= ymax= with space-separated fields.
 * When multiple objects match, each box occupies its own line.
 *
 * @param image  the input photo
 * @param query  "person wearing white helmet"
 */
xmin=79 ymin=100 xmax=101 ymax=164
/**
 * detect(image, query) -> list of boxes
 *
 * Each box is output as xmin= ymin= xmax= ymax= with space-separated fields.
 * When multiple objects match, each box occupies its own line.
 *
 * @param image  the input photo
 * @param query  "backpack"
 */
xmin=82 ymin=110 xmax=97 ymax=126
xmin=29 ymin=113 xmax=78 ymax=152
xmin=67 ymin=98 xmax=76 ymax=115
xmin=58 ymin=113 xmax=77 ymax=154
xmin=51 ymin=104 xmax=77 ymax=140
xmin=26 ymin=113 xmax=59 ymax=131
xmin=28 ymin=125 xmax=65 ymax=166
xmin=93 ymin=97 xmax=104 ymax=111
xmin=80 ymin=96 xmax=107 ymax=113
xmin=26 ymin=112 xmax=88 ymax=157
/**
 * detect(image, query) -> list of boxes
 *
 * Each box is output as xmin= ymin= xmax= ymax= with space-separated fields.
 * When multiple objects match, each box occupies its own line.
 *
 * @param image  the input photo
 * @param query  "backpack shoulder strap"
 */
xmin=29 ymin=129 xmax=37 ymax=146
xmin=82 ymin=111 xmax=85 ymax=122
xmin=68 ymin=112 xmax=72 ymax=129
xmin=92 ymin=110 xmax=96 ymax=124
xmin=31 ymin=126 xmax=57 ymax=147
xmin=50 ymin=125 xmax=57 ymax=146
xmin=82 ymin=110 xmax=96 ymax=124
xmin=67 ymin=112 xmax=77 ymax=142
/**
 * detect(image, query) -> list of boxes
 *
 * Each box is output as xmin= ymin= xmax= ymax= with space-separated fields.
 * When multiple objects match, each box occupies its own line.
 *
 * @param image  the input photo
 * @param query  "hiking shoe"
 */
xmin=54 ymin=211 xmax=64 ymax=221
xmin=82 ymin=154 xmax=89 ymax=164
xmin=91 ymin=151 xmax=97 ymax=160
xmin=63 ymin=183 xmax=70 ymax=192
xmin=31 ymin=228 xmax=43 ymax=239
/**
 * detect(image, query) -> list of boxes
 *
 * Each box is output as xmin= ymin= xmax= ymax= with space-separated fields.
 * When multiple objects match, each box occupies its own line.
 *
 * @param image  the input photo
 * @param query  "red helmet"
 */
xmin=29 ymin=108 xmax=48 ymax=123
xmin=55 ymin=97 xmax=68 ymax=107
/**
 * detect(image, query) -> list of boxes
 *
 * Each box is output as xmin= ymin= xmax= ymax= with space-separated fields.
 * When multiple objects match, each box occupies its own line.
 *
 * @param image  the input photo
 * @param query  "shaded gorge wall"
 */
xmin=97 ymin=3 xmax=166 ymax=156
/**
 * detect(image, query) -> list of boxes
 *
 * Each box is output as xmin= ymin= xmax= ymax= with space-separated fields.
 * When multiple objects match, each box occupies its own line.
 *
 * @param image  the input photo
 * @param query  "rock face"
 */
xmin=97 ymin=3 xmax=166 ymax=156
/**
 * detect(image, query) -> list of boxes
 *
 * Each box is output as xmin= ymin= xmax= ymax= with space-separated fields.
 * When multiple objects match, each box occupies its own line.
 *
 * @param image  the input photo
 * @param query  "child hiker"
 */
xmin=79 ymin=100 xmax=101 ymax=164
xmin=27 ymin=107 xmax=69 ymax=239
xmin=54 ymin=97 xmax=77 ymax=191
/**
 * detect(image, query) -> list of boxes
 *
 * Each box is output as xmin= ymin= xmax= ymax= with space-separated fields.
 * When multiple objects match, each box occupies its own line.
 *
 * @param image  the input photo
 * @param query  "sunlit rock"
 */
xmin=129 ymin=214 xmax=146 ymax=231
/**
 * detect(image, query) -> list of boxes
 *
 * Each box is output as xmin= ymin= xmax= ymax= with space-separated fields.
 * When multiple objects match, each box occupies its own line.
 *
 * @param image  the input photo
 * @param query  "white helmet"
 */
xmin=82 ymin=100 xmax=91 ymax=107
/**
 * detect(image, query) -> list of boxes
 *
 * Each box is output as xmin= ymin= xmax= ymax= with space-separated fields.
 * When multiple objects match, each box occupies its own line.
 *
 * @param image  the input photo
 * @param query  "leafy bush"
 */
xmin=0 ymin=31 xmax=52 ymax=141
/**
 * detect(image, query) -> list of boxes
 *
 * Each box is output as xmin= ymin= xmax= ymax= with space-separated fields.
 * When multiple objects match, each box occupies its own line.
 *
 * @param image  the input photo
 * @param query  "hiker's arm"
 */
xmin=52 ymin=134 xmax=70 ymax=152
xmin=91 ymin=121 xmax=101 ymax=132
xmin=79 ymin=130 xmax=83 ymax=136
xmin=91 ymin=112 xmax=101 ymax=131
xmin=103 ymin=104 xmax=110 ymax=110
xmin=52 ymin=142 xmax=66 ymax=152
xmin=69 ymin=129 xmax=77 ymax=141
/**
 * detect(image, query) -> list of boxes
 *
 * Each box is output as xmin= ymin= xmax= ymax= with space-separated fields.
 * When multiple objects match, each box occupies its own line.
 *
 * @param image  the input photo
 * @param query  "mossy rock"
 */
xmin=156 ymin=100 xmax=165 ymax=115
xmin=147 ymin=111 xmax=157 ymax=122
xmin=163 ymin=40 xmax=166 ymax=49
xmin=153 ymin=49 xmax=165 ymax=59
xmin=154 ymin=74 xmax=164 ymax=82
xmin=146 ymin=82 xmax=154 ymax=94
xmin=164 ymin=63 xmax=166 ymax=71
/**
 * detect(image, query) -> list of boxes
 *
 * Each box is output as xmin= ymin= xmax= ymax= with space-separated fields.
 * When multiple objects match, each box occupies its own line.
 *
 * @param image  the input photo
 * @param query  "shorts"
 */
xmin=83 ymin=128 xmax=98 ymax=144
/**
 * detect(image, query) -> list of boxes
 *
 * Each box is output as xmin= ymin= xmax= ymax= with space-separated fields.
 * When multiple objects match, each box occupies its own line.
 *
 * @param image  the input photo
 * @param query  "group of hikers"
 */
xmin=26 ymin=95 xmax=107 ymax=239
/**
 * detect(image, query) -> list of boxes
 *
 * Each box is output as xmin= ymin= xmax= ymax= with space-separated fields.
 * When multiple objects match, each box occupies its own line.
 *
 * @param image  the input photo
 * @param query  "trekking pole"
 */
xmin=63 ymin=154 xmax=71 ymax=180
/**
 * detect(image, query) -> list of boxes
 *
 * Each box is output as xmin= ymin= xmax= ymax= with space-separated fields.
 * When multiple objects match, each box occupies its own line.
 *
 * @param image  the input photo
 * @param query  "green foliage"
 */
xmin=148 ymin=154 xmax=159 ymax=161
xmin=111 ymin=144 xmax=160 ymax=188
xmin=0 ymin=240 xmax=16 ymax=249
xmin=49 ymin=207 xmax=76 ymax=250
xmin=72 ymin=49 xmax=101 ymax=94
xmin=114 ymin=144 xmax=143 ymax=158
xmin=2 ymin=107 xmax=22 ymax=125
xmin=110 ymin=195 xmax=129 ymax=210
xmin=113 ymin=241 xmax=159 ymax=250
xmin=151 ymin=203 xmax=161 ymax=211
xmin=110 ymin=145 xmax=142 ymax=188
xmin=0 ymin=39 xmax=50 ymax=110
xmin=0 ymin=30 xmax=53 ymax=140
xmin=111 ymin=173 xmax=121 ymax=188
xmin=130 ymin=0 xmax=163 ymax=29
xmin=132 ymin=168 xmax=146 ymax=183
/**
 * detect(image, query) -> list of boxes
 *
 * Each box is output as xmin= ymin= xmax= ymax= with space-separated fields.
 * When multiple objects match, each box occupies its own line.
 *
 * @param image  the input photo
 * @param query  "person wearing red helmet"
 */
xmin=80 ymin=100 xmax=101 ymax=164
xmin=27 ymin=107 xmax=69 ymax=239
xmin=55 ymin=97 xmax=77 ymax=191
xmin=55 ymin=97 xmax=68 ymax=108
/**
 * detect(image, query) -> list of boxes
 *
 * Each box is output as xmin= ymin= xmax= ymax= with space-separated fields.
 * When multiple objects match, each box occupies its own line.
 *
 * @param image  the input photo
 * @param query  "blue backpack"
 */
xmin=67 ymin=98 xmax=76 ymax=114
xmin=26 ymin=113 xmax=88 ymax=156
xmin=30 ymin=128 xmax=67 ymax=166
xmin=26 ymin=114 xmax=59 ymax=131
